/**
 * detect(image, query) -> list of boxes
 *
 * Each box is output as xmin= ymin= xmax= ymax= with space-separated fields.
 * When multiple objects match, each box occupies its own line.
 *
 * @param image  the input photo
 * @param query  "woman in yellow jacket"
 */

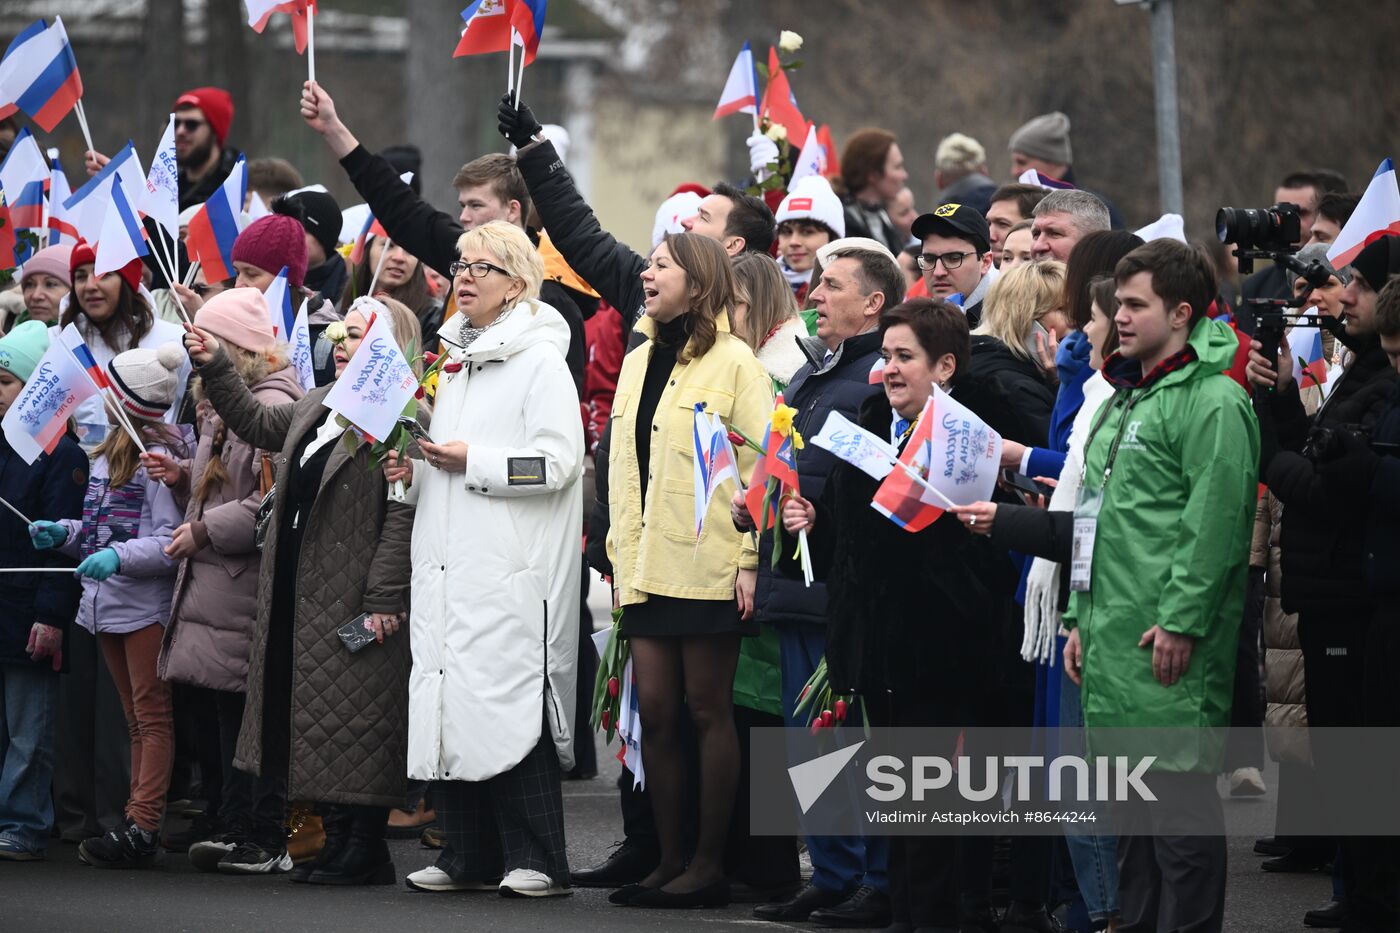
xmin=606 ymin=232 xmax=773 ymax=908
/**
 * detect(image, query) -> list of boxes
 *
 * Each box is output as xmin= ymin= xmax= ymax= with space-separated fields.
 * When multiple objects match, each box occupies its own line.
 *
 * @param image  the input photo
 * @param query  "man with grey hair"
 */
xmin=734 ymin=237 xmax=901 ymax=929
xmin=934 ymin=132 xmax=996 ymax=216
xmin=1030 ymin=189 xmax=1111 ymax=262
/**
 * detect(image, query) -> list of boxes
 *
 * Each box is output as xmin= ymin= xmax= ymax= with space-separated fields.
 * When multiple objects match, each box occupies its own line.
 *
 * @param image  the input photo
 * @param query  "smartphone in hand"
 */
xmin=336 ymin=613 xmax=378 ymax=653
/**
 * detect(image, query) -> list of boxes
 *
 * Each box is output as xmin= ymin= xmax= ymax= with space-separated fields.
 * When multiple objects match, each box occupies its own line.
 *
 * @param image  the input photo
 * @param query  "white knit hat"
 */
xmin=652 ymin=191 xmax=703 ymax=248
xmin=775 ymin=176 xmax=846 ymax=239
xmin=108 ymin=342 xmax=185 ymax=419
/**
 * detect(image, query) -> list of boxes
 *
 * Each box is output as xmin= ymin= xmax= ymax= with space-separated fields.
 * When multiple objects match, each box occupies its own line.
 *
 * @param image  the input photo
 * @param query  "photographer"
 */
xmin=1246 ymin=232 xmax=1400 ymax=932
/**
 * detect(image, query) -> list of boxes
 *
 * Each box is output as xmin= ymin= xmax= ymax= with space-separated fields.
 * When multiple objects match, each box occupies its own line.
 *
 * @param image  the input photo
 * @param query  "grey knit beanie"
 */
xmin=1009 ymin=111 xmax=1072 ymax=166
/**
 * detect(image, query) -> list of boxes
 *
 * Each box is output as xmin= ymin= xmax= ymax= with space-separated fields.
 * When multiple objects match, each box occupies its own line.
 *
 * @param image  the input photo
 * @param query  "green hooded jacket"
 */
xmin=1063 ymin=317 xmax=1258 ymax=771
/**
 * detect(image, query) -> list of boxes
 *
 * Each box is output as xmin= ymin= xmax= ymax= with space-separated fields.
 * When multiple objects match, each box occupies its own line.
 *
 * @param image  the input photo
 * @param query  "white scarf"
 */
xmin=1020 ymin=371 xmax=1115 ymax=663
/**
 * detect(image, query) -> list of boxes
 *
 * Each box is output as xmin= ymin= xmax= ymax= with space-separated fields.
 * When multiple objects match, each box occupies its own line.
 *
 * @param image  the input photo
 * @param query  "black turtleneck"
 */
xmin=635 ymin=316 xmax=689 ymax=507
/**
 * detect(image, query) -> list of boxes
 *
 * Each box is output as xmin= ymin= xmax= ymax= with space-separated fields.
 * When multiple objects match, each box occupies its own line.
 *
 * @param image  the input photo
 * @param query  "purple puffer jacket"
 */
xmin=56 ymin=442 xmax=186 ymax=635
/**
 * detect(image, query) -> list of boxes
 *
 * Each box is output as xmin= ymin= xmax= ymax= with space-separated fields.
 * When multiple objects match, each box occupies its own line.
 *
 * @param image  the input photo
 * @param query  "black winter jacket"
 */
xmin=1363 ymin=385 xmax=1400 ymax=599
xmin=180 ymin=146 xmax=243 ymax=212
xmin=756 ymin=330 xmax=884 ymax=629
xmin=337 ymin=145 xmax=586 ymax=395
xmin=813 ymin=386 xmax=1021 ymax=696
xmin=515 ymin=140 xmax=647 ymax=331
xmin=0 ymin=434 xmax=87 ymax=669
xmin=968 ymin=336 xmax=1055 ymax=446
xmin=1265 ymin=339 xmax=1397 ymax=615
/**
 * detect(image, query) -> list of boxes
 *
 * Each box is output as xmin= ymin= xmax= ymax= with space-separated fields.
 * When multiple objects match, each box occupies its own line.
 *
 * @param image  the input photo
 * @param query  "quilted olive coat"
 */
xmin=198 ymin=350 xmax=414 ymax=808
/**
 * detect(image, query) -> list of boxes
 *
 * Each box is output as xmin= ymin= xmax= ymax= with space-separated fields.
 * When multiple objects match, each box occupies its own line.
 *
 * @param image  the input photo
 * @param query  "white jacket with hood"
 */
xmin=402 ymin=298 xmax=584 ymax=781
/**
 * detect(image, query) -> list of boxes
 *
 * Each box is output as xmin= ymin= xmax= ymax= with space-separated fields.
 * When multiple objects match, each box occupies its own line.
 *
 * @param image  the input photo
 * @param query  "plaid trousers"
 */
xmin=434 ymin=726 xmax=570 ymax=882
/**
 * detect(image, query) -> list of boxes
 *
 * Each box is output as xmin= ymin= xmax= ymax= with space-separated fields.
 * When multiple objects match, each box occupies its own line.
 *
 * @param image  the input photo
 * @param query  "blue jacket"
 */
xmin=754 ymin=329 xmax=883 ymax=629
xmin=0 ymin=433 xmax=87 ymax=668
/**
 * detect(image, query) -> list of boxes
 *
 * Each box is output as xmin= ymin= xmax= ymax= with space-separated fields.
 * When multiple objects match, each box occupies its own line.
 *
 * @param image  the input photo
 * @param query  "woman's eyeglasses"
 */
xmin=448 ymin=260 xmax=510 ymax=279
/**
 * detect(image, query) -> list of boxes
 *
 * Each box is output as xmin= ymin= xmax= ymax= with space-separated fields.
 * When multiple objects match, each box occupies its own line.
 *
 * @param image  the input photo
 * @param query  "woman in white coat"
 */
xmin=385 ymin=221 xmax=583 ymax=898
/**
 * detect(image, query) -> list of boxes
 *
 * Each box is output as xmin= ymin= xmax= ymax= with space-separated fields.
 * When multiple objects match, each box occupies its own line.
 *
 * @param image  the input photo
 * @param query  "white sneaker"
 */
xmin=499 ymin=868 xmax=571 ymax=898
xmin=1229 ymin=766 xmax=1267 ymax=797
xmin=406 ymin=865 xmax=499 ymax=892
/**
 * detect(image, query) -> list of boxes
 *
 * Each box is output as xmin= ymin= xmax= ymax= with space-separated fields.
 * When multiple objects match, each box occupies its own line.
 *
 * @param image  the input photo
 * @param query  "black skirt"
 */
xmin=619 ymin=594 xmax=757 ymax=639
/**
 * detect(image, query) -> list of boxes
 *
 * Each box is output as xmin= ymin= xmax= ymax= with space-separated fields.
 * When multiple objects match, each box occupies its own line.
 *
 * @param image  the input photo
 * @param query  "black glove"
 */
xmin=497 ymin=95 xmax=543 ymax=149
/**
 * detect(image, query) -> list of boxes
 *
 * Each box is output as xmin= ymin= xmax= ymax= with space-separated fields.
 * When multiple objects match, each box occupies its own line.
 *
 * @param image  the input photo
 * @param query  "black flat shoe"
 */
xmin=1303 ymin=898 xmax=1348 ymax=928
xmin=629 ymin=880 xmax=731 ymax=909
xmin=753 ymin=881 xmax=852 ymax=922
xmin=810 ymin=885 xmax=893 ymax=928
xmin=1262 ymin=851 xmax=1329 ymax=873
xmin=1254 ymin=836 xmax=1290 ymax=857
xmin=608 ymin=883 xmax=650 ymax=906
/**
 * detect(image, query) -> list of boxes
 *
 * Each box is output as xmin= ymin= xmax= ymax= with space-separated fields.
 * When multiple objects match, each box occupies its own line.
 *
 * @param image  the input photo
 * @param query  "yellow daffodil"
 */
xmin=770 ymin=403 xmax=798 ymax=435
xmin=422 ymin=371 xmax=439 ymax=398
xmin=792 ymin=429 xmax=804 ymax=450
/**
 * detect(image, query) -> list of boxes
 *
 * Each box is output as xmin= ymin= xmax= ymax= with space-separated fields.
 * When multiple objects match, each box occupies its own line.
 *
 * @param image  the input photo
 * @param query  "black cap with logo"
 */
xmin=912 ymin=203 xmax=991 ymax=254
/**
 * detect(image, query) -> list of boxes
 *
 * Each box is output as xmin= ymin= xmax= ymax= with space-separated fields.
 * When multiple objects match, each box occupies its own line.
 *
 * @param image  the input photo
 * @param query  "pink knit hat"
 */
xmin=231 ymin=214 xmax=307 ymax=288
xmin=20 ymin=244 xmax=75 ymax=287
xmin=196 ymin=287 xmax=277 ymax=354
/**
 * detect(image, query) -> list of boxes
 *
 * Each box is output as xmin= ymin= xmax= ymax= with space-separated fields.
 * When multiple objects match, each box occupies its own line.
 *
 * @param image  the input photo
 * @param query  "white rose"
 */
xmin=765 ymin=123 xmax=788 ymax=143
xmin=324 ymin=321 xmax=348 ymax=343
xmin=778 ymin=30 xmax=803 ymax=53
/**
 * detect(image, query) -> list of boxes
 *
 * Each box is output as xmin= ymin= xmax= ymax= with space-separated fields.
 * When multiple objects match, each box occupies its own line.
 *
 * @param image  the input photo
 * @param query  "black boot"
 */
xmin=307 ymin=805 xmax=394 ymax=886
xmin=290 ymin=804 xmax=351 ymax=884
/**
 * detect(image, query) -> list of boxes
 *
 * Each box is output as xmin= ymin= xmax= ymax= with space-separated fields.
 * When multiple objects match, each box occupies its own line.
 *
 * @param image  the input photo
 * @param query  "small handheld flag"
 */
xmin=0 ymin=17 xmax=84 ymax=134
xmin=713 ymin=42 xmax=759 ymax=122
xmin=185 ymin=156 xmax=248 ymax=284
xmin=262 ymin=266 xmax=295 ymax=337
xmin=2 ymin=337 xmax=98 ymax=464
xmin=788 ymin=126 xmax=828 ymax=188
xmin=456 ymin=0 xmax=546 ymax=65
xmin=1294 ymin=313 xmax=1328 ymax=390
xmin=1327 ymin=158 xmax=1400 ymax=269
xmin=139 ymin=115 xmax=179 ymax=244
xmin=759 ymin=46 xmax=807 ymax=144
xmin=322 ymin=309 xmax=418 ymax=442
xmin=692 ymin=405 xmax=741 ymax=538
xmin=246 ymin=0 xmax=315 ymax=55
xmin=94 ymin=184 xmax=149 ymax=278
xmin=288 ymin=298 xmax=316 ymax=391
xmin=62 ymin=142 xmax=145 ymax=245
xmin=810 ymin=410 xmax=896 ymax=481
xmin=1017 ymin=169 xmax=1075 ymax=191
xmin=0 ymin=127 xmax=50 ymax=231
xmin=46 ymin=151 xmax=78 ymax=246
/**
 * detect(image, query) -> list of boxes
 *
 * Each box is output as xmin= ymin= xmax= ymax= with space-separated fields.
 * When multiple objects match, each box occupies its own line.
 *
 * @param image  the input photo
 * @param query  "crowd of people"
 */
xmin=0 ymin=62 xmax=1397 ymax=933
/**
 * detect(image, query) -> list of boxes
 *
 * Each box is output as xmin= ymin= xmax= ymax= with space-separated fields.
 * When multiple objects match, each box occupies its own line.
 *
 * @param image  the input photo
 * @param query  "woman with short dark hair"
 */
xmin=781 ymin=297 xmax=1022 ymax=931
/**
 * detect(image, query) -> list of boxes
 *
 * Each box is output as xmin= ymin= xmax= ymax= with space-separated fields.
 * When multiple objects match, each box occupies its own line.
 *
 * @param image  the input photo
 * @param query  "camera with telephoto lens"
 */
xmin=1216 ymin=203 xmax=1303 ymax=255
xmin=1217 ymin=201 xmax=1337 ymax=403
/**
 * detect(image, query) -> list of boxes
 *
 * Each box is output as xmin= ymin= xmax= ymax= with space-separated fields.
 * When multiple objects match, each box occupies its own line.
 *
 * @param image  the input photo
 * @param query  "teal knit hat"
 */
xmin=0 ymin=321 xmax=52 ymax=382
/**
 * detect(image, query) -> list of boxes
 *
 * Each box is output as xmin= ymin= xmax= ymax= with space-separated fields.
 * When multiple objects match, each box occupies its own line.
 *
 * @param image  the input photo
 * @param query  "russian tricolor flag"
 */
xmin=58 ymin=323 xmax=112 ymax=391
xmin=94 ymin=183 xmax=149 ymax=278
xmin=0 ymin=17 xmax=84 ymax=133
xmin=262 ymin=266 xmax=296 ymax=337
xmin=759 ymin=46 xmax=807 ymax=145
xmin=1295 ymin=313 xmax=1328 ymax=390
xmin=349 ymin=214 xmax=387 ymax=266
xmin=0 ymin=127 xmax=49 ymax=231
xmin=713 ymin=42 xmax=759 ymax=120
xmin=1 ymin=332 xmax=98 ymax=464
xmin=1018 ymin=168 xmax=1076 ymax=191
xmin=46 ymin=152 xmax=78 ymax=246
xmin=1326 ymin=158 xmax=1400 ymax=270
xmin=185 ymin=156 xmax=247 ymax=283
xmin=63 ymin=142 xmax=146 ymax=245
xmin=455 ymin=0 xmax=546 ymax=65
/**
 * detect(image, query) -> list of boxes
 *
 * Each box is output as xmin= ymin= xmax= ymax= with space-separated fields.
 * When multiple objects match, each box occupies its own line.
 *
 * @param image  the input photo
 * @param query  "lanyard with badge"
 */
xmin=1070 ymin=390 xmax=1142 ymax=592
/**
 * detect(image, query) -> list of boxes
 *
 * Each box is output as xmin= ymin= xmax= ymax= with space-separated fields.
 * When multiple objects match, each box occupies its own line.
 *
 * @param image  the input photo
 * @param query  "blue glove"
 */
xmin=75 ymin=548 xmax=121 ymax=581
xmin=29 ymin=521 xmax=68 ymax=550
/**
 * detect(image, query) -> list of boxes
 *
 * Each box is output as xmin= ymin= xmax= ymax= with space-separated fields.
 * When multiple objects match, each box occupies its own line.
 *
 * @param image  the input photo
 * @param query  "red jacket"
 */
xmin=583 ymin=302 xmax=626 ymax=454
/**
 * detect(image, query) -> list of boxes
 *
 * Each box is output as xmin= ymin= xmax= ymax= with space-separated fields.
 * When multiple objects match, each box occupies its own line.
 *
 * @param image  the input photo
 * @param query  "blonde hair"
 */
xmin=96 ymin=418 xmax=183 ymax=489
xmin=453 ymin=220 xmax=543 ymax=312
xmin=974 ymin=260 xmax=1067 ymax=361
xmin=730 ymin=252 xmax=799 ymax=353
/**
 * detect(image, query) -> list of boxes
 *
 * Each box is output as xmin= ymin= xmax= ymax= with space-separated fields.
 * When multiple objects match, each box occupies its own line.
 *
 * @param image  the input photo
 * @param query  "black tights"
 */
xmin=629 ymin=634 xmax=740 ymax=893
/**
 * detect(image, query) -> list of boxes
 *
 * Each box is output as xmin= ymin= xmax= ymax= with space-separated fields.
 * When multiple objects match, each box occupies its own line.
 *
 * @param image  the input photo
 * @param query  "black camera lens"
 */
xmin=1216 ymin=204 xmax=1302 ymax=252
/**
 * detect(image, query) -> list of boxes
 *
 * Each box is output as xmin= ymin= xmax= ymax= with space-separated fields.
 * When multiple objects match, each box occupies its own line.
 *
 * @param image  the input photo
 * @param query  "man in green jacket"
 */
xmin=1063 ymin=239 xmax=1258 ymax=933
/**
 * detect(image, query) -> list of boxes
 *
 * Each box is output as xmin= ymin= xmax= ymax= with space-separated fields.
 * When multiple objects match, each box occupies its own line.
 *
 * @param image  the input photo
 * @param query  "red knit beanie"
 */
xmin=232 ymin=214 xmax=308 ymax=288
xmin=174 ymin=87 xmax=234 ymax=146
xmin=69 ymin=240 xmax=144 ymax=293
